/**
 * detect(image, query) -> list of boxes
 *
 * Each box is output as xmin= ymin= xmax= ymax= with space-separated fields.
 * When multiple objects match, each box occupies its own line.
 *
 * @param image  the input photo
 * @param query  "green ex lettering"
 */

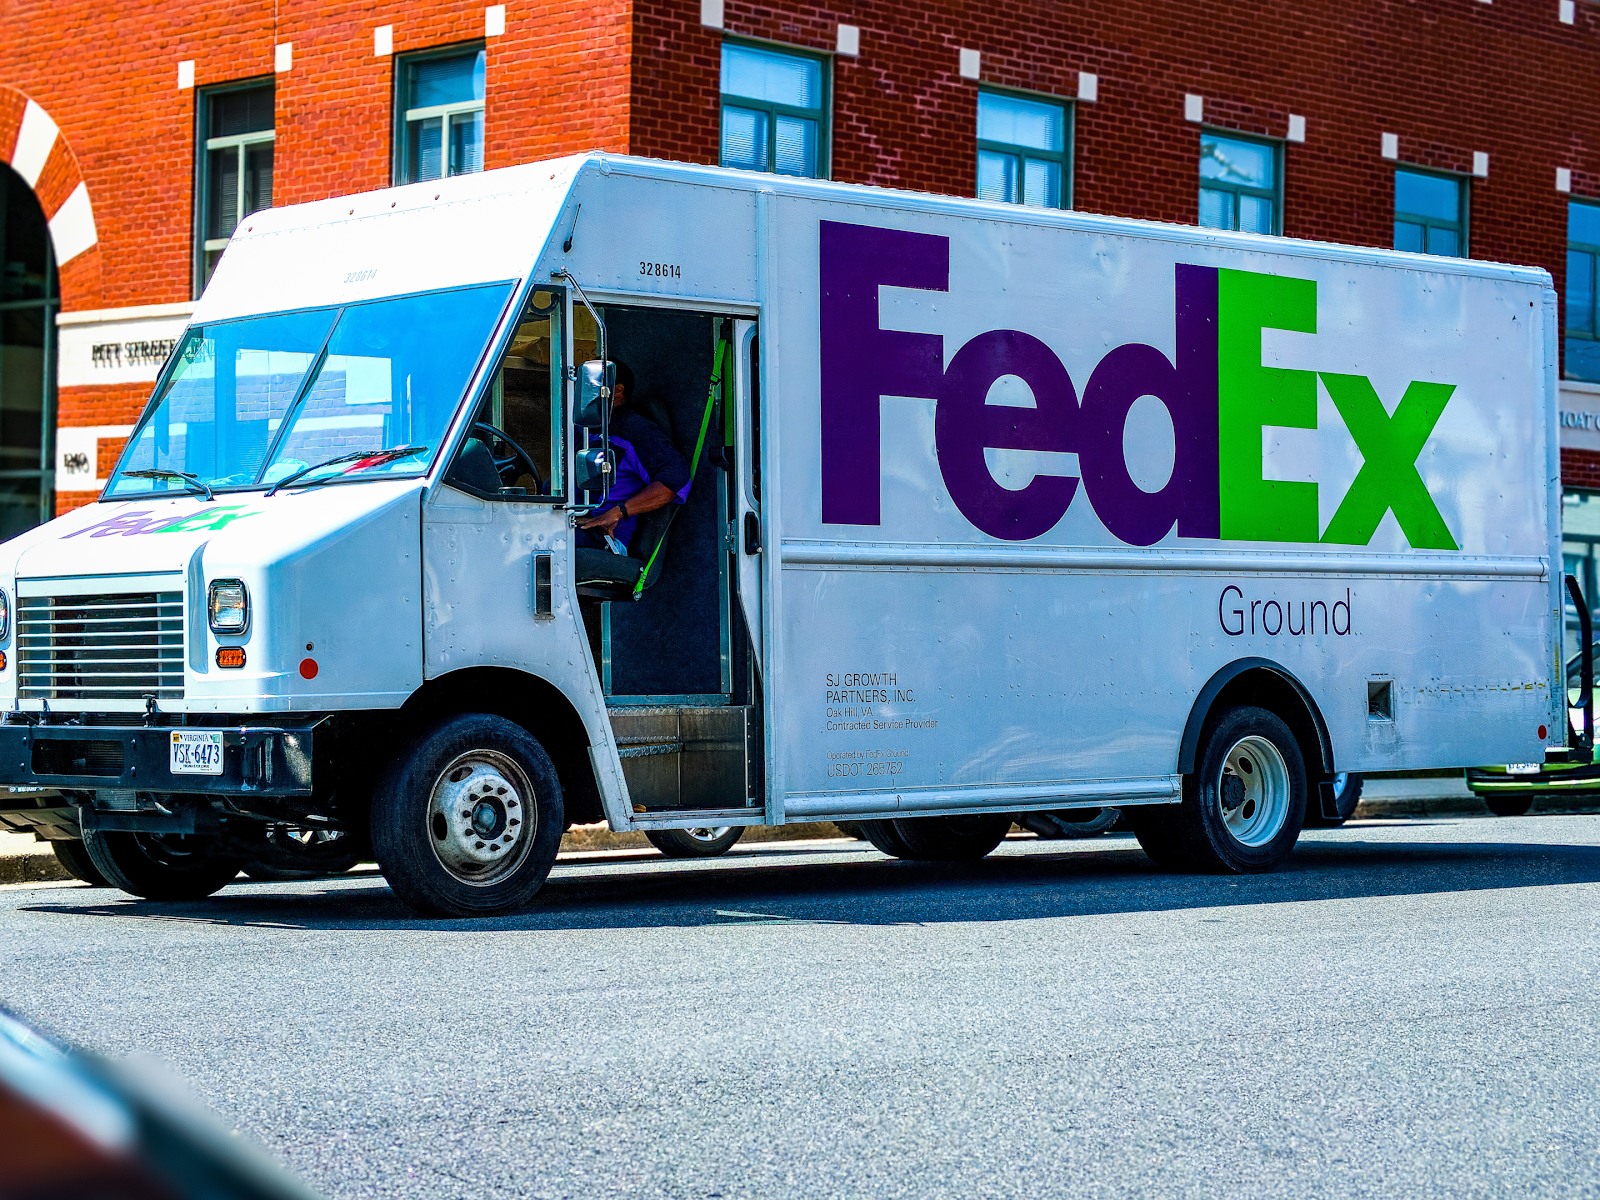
xmin=1218 ymin=268 xmax=1320 ymax=543
xmin=1217 ymin=267 xmax=1457 ymax=549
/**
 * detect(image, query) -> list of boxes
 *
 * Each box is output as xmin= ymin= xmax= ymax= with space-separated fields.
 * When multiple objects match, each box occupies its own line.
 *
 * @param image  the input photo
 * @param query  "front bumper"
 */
xmin=1465 ymin=758 xmax=1600 ymax=796
xmin=0 ymin=719 xmax=323 ymax=796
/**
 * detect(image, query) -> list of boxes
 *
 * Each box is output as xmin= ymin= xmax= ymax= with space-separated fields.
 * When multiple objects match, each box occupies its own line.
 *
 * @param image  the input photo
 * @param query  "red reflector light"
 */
xmin=299 ymin=658 xmax=319 ymax=680
xmin=216 ymin=646 xmax=246 ymax=669
xmin=1538 ymin=725 xmax=1548 ymax=740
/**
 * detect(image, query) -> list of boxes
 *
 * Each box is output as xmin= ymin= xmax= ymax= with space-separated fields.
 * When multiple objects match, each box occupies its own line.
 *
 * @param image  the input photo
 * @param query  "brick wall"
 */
xmin=5 ymin=0 xmax=1600 ymax=507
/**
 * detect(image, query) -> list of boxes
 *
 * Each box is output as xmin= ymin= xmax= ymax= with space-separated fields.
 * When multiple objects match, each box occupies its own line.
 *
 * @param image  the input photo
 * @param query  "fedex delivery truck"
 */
xmin=0 ymin=154 xmax=1563 ymax=916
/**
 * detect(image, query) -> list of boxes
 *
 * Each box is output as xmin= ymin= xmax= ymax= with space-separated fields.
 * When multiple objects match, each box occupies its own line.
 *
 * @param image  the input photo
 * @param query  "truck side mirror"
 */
xmin=575 ymin=360 xmax=613 ymax=429
xmin=574 ymin=446 xmax=613 ymax=494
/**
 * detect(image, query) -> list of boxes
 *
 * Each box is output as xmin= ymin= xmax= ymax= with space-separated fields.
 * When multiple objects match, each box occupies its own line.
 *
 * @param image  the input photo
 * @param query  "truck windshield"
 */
xmin=105 ymin=282 xmax=514 ymax=498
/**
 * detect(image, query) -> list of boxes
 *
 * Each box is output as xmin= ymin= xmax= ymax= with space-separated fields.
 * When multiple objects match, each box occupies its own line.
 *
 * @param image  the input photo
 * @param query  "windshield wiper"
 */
xmin=265 ymin=445 xmax=428 ymax=497
xmin=121 ymin=469 xmax=214 ymax=501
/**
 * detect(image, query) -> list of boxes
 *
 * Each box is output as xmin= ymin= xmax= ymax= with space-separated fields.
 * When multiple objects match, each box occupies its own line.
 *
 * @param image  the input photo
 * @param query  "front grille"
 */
xmin=18 ymin=592 xmax=184 ymax=701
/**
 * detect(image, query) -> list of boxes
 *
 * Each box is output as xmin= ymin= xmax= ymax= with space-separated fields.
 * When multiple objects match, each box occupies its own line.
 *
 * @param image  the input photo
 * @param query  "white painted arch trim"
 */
xmin=5 ymin=96 xmax=99 ymax=265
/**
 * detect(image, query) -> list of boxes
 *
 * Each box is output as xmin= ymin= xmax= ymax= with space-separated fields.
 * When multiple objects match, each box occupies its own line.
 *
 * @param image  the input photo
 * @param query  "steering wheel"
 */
xmin=473 ymin=422 xmax=543 ymax=494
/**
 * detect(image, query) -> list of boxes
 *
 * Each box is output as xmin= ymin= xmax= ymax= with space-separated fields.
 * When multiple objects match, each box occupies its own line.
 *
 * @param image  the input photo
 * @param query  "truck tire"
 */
xmin=50 ymin=839 xmax=109 ymax=886
xmin=889 ymin=814 xmax=1013 ymax=862
xmin=1485 ymin=794 xmax=1534 ymax=817
xmin=646 ymin=826 xmax=744 ymax=858
xmin=1135 ymin=705 xmax=1307 ymax=874
xmin=80 ymin=829 xmax=245 ymax=901
xmin=858 ymin=818 xmax=916 ymax=858
xmin=242 ymin=826 xmax=365 ymax=881
xmin=371 ymin=713 xmax=564 ymax=918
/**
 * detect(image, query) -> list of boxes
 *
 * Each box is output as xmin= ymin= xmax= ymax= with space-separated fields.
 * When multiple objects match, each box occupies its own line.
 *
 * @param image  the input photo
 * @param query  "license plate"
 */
xmin=170 ymin=731 xmax=224 ymax=776
xmin=1504 ymin=762 xmax=1542 ymax=775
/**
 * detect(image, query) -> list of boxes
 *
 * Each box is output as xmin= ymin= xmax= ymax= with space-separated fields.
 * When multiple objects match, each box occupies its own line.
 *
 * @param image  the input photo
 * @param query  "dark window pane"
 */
xmin=720 ymin=43 xmax=819 ymax=108
xmin=1200 ymin=134 xmax=1274 ymax=189
xmin=1570 ymin=202 xmax=1600 ymax=248
xmin=977 ymin=150 xmax=1018 ymax=203
xmin=774 ymin=114 xmax=816 ymax=177
xmin=1 ymin=168 xmax=50 ymax=301
xmin=720 ymin=106 xmax=768 ymax=172
xmin=1394 ymin=220 xmax=1424 ymax=252
xmin=1427 ymin=226 xmax=1459 ymax=257
xmin=1239 ymin=194 xmax=1273 ymax=234
xmin=209 ymin=85 xmax=274 ymax=138
xmin=1567 ymin=337 xmax=1600 ymax=382
xmin=978 ymin=92 xmax=1064 ymax=153
xmin=448 ymin=110 xmax=483 ymax=175
xmin=1022 ymin=157 xmax=1061 ymax=208
xmin=408 ymin=116 xmax=444 ymax=183
xmin=206 ymin=146 xmax=241 ymax=240
xmin=1569 ymin=250 xmax=1595 ymax=335
xmin=1200 ymin=187 xmax=1234 ymax=230
xmin=244 ymin=142 xmax=273 ymax=217
xmin=409 ymin=51 xmax=485 ymax=110
xmin=1395 ymin=170 xmax=1459 ymax=221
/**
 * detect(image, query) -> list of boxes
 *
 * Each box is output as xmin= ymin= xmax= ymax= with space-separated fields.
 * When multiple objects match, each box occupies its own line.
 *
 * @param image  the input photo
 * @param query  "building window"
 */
xmin=196 ymin=83 xmax=274 ymax=291
xmin=396 ymin=46 xmax=486 ymax=185
xmin=1566 ymin=201 xmax=1600 ymax=382
xmin=1394 ymin=169 xmax=1466 ymax=257
xmin=719 ymin=41 xmax=828 ymax=179
xmin=976 ymin=90 xmax=1070 ymax=208
xmin=1198 ymin=131 xmax=1280 ymax=235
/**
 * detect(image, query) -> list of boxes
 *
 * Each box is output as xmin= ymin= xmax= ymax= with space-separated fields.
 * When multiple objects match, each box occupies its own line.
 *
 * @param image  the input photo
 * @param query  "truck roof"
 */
xmin=198 ymin=152 xmax=1552 ymax=326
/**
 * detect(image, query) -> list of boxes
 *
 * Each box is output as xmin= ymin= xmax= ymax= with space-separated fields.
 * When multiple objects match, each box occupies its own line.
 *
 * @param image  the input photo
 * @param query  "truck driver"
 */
xmin=574 ymin=360 xmax=692 ymax=587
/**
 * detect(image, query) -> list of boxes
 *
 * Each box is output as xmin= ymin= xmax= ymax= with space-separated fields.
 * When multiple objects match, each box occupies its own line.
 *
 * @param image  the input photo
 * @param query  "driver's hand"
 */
xmin=577 ymin=505 xmax=625 ymax=533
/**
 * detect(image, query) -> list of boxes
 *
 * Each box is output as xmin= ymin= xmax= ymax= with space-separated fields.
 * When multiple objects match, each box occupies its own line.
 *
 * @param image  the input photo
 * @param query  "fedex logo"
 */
xmin=819 ymin=221 xmax=1457 ymax=549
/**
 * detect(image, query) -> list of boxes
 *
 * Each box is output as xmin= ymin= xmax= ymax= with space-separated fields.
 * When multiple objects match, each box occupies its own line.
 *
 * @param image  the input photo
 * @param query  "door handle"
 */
xmin=743 ymin=511 xmax=761 ymax=555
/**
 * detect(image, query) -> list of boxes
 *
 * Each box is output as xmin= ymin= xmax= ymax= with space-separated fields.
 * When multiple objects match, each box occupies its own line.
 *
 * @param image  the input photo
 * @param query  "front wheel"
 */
xmin=1133 ymin=706 xmax=1306 ymax=874
xmin=646 ymin=826 xmax=745 ymax=858
xmin=371 ymin=713 xmax=564 ymax=918
xmin=80 ymin=829 xmax=244 ymax=900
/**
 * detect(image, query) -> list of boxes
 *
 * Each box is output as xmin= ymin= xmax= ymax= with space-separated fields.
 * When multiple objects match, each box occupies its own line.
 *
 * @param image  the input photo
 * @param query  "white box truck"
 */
xmin=0 ymin=154 xmax=1564 ymax=915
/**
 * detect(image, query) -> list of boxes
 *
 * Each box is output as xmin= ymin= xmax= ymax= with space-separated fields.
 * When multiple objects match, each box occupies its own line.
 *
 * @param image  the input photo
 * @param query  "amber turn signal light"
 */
xmin=216 ymin=646 xmax=246 ymax=669
xmin=0 ymin=650 xmax=8 ymax=672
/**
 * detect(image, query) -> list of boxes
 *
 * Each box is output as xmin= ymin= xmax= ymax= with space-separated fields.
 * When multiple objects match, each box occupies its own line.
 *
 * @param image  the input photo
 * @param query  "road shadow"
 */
xmin=18 ymin=833 xmax=1600 ymax=933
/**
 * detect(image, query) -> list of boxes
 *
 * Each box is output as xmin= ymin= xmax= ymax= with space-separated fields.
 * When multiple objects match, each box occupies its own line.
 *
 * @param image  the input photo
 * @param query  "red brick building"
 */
xmin=3 ymin=0 xmax=1600 ymax=565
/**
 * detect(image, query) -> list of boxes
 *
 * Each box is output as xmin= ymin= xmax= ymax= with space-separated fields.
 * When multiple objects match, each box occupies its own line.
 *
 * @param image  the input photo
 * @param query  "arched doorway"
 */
xmin=0 ymin=161 xmax=56 ymax=537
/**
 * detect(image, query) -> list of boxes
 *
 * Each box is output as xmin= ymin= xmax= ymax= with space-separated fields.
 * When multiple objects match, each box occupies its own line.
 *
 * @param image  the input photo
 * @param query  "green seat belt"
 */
xmin=630 ymin=336 xmax=729 ymax=599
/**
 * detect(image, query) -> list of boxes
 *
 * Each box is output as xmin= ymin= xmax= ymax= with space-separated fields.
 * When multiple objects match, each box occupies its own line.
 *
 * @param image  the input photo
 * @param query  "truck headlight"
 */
xmin=208 ymin=580 xmax=249 ymax=634
xmin=0 ymin=587 xmax=9 ymax=640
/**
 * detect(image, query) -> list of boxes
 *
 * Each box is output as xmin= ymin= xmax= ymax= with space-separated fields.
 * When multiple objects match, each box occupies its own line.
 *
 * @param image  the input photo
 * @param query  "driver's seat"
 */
xmin=445 ymin=437 xmax=503 ymax=494
xmin=575 ymin=506 xmax=674 ymax=599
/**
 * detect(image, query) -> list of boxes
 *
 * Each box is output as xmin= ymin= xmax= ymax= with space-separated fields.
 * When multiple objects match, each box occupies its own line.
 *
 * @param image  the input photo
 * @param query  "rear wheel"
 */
xmin=646 ymin=826 xmax=744 ymax=858
xmin=1303 ymin=771 xmax=1364 ymax=828
xmin=858 ymin=818 xmax=916 ymax=858
xmin=50 ymin=839 xmax=109 ymax=887
xmin=242 ymin=826 xmax=365 ymax=881
xmin=1134 ymin=706 xmax=1306 ymax=874
xmin=80 ymin=828 xmax=244 ymax=900
xmin=1485 ymin=793 xmax=1534 ymax=817
xmin=371 ymin=713 xmax=564 ymax=918
xmin=890 ymin=814 xmax=1013 ymax=862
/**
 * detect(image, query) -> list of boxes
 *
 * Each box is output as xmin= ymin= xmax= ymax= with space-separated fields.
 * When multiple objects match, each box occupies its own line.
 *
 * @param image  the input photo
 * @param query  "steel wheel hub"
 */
xmin=1216 ymin=735 xmax=1290 ymax=848
xmin=686 ymin=826 xmax=733 ymax=842
xmin=427 ymin=751 xmax=535 ymax=886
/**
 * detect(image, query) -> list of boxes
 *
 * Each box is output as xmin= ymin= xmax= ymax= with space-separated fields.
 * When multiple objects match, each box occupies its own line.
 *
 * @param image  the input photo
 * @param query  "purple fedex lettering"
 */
xmin=1077 ymin=264 xmax=1220 ymax=545
xmin=61 ymin=510 xmax=160 ymax=538
xmin=819 ymin=221 xmax=949 ymax=525
xmin=936 ymin=330 xmax=1080 ymax=540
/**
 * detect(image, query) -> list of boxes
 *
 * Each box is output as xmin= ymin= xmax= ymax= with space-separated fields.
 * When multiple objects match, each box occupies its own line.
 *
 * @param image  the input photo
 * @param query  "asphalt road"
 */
xmin=3 ymin=816 xmax=1599 ymax=1200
